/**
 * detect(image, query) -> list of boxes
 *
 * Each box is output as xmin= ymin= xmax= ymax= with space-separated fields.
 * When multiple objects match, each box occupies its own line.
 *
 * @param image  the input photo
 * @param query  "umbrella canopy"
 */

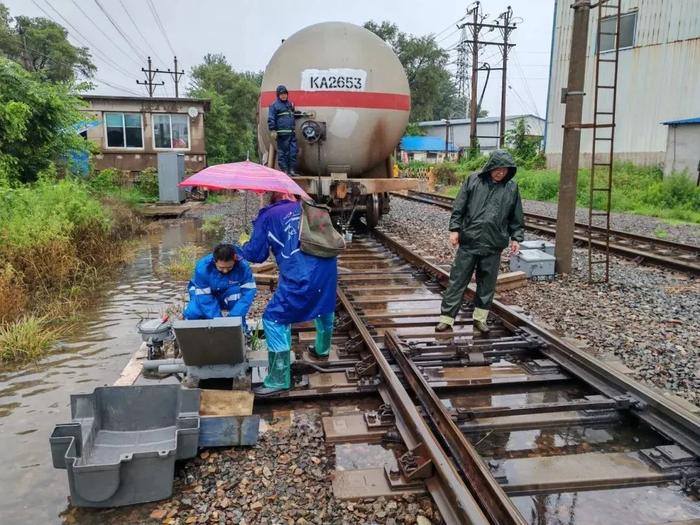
xmin=178 ymin=160 xmax=309 ymax=200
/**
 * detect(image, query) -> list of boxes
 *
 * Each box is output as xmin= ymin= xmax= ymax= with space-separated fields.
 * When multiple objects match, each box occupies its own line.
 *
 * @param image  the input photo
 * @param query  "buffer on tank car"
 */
xmin=258 ymin=21 xmax=418 ymax=228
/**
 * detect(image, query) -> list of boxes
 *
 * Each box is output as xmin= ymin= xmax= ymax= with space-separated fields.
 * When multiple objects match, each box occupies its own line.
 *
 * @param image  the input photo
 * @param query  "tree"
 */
xmin=188 ymin=54 xmax=261 ymax=164
xmin=0 ymin=3 xmax=95 ymax=82
xmin=504 ymin=118 xmax=540 ymax=161
xmin=0 ymin=58 xmax=89 ymax=184
xmin=364 ymin=21 xmax=463 ymax=122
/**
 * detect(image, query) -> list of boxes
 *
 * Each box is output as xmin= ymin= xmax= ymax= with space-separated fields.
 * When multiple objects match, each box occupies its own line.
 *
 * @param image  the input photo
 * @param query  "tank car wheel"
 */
xmin=365 ymin=193 xmax=381 ymax=229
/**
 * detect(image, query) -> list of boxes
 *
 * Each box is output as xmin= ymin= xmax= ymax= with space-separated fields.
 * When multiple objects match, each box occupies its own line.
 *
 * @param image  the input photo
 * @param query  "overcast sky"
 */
xmin=7 ymin=0 xmax=555 ymax=118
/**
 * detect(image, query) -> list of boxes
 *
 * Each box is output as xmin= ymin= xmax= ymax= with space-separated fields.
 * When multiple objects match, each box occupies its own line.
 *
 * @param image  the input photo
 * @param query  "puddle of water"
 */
xmin=469 ymin=417 xmax=668 ymax=459
xmin=511 ymin=483 xmax=700 ymax=525
xmin=445 ymin=385 xmax=592 ymax=410
xmin=0 ymin=220 xmax=207 ymax=525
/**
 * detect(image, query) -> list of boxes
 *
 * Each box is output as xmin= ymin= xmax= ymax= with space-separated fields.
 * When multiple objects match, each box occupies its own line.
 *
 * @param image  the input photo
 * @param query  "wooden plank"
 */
xmin=199 ymin=415 xmax=260 ymax=447
xmin=113 ymin=344 xmax=147 ymax=386
xmin=497 ymin=271 xmax=527 ymax=283
xmin=332 ymin=468 xmax=425 ymax=500
xmin=200 ymin=389 xmax=254 ymax=416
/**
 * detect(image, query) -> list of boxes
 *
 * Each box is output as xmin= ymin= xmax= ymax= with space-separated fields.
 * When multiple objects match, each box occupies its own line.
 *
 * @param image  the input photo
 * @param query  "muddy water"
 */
xmin=0 ymin=220 xmax=205 ymax=525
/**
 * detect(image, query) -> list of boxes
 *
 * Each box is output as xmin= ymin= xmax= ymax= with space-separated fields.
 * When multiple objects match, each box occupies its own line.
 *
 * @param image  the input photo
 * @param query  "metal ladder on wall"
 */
xmin=587 ymin=0 xmax=622 ymax=283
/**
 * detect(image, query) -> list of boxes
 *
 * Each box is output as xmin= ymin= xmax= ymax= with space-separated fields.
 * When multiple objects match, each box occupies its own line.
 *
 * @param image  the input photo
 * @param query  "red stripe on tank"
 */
xmin=259 ymin=90 xmax=411 ymax=111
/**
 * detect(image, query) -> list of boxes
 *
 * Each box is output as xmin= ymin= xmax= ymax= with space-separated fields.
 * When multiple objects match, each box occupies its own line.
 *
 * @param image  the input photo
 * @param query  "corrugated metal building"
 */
xmin=419 ymin=115 xmax=545 ymax=152
xmin=544 ymin=0 xmax=700 ymax=173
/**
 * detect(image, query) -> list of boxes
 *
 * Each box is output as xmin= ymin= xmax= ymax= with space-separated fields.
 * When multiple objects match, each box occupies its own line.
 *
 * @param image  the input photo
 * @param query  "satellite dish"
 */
xmin=187 ymin=107 xmax=199 ymax=118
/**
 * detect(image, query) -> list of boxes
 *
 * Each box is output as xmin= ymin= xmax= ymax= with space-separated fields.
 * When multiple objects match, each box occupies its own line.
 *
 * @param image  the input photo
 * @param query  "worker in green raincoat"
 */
xmin=436 ymin=150 xmax=524 ymax=334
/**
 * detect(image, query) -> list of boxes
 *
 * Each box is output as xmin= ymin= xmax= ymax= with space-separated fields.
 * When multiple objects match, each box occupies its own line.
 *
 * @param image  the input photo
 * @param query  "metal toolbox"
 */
xmin=520 ymin=239 xmax=555 ymax=255
xmin=510 ymin=249 xmax=556 ymax=278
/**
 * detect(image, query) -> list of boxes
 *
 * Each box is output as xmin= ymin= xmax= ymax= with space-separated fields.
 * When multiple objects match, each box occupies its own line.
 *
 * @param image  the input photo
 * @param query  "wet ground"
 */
xmin=0 ymin=220 xmax=206 ymax=525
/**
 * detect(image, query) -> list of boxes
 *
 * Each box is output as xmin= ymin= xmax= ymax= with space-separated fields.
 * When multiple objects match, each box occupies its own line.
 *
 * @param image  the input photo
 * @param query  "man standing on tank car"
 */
xmin=435 ymin=150 xmax=524 ymax=335
xmin=268 ymin=85 xmax=298 ymax=175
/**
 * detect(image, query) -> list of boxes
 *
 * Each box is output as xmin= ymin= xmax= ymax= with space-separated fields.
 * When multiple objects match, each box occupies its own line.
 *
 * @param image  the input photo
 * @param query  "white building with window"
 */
xmin=544 ymin=0 xmax=700 ymax=175
xmin=80 ymin=95 xmax=209 ymax=173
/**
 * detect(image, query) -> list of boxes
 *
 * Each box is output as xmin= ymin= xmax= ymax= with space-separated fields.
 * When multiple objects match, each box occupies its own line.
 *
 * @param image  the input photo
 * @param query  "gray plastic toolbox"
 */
xmin=50 ymin=385 xmax=200 ymax=507
xmin=510 ymin=249 xmax=556 ymax=278
xmin=520 ymin=239 xmax=555 ymax=255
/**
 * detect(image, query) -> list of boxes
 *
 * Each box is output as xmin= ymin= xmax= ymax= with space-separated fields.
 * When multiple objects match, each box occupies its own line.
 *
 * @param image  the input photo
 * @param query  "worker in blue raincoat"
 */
xmin=239 ymin=193 xmax=337 ymax=394
xmin=183 ymin=244 xmax=257 ymax=330
xmin=268 ymin=85 xmax=298 ymax=175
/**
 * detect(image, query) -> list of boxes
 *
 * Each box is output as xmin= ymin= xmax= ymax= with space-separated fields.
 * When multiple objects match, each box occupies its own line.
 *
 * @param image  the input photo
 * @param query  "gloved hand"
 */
xmin=270 ymin=130 xmax=278 ymax=140
xmin=238 ymin=230 xmax=251 ymax=245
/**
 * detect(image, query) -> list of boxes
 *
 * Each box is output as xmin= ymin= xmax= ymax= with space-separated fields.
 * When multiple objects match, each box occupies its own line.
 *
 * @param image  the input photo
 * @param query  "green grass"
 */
xmin=201 ymin=215 xmax=225 ymax=239
xmin=441 ymin=162 xmax=700 ymax=224
xmin=163 ymin=244 xmax=206 ymax=281
xmin=0 ymin=316 xmax=66 ymax=365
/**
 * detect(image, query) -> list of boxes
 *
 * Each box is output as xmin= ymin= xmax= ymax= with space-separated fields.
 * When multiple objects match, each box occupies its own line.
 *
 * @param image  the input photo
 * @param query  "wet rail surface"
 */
xmin=393 ymin=190 xmax=700 ymax=275
xmin=0 ymin=221 xmax=204 ymax=524
xmin=306 ymin=230 xmax=700 ymax=524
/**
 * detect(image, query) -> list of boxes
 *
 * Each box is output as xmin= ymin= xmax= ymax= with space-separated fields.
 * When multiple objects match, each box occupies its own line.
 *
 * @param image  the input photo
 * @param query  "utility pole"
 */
xmin=444 ymin=119 xmax=450 ymax=160
xmin=136 ymin=56 xmax=165 ymax=97
xmin=167 ymin=56 xmax=185 ymax=98
xmin=554 ymin=0 xmax=591 ymax=274
xmin=468 ymin=2 xmax=482 ymax=154
xmin=497 ymin=7 xmax=516 ymax=147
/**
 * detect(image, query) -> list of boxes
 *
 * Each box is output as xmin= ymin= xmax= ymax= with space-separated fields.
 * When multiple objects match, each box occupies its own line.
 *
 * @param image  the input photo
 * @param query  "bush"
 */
xmin=137 ymin=167 xmax=159 ymax=199
xmin=201 ymin=216 xmax=225 ymax=239
xmin=163 ymin=244 xmax=206 ymax=281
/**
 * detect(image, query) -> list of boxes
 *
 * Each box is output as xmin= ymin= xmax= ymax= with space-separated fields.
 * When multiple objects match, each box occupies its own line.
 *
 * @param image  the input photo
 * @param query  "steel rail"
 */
xmin=383 ymin=331 xmax=527 ymax=525
xmin=391 ymin=190 xmax=700 ymax=274
xmin=372 ymin=228 xmax=700 ymax=457
xmin=337 ymin=288 xmax=491 ymax=525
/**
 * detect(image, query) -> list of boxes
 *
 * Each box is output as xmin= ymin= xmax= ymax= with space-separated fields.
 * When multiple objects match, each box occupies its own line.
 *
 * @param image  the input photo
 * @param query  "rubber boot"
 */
xmin=309 ymin=314 xmax=333 ymax=358
xmin=473 ymin=307 xmax=490 ymax=334
xmin=253 ymin=350 xmax=291 ymax=395
xmin=436 ymin=315 xmax=454 ymax=332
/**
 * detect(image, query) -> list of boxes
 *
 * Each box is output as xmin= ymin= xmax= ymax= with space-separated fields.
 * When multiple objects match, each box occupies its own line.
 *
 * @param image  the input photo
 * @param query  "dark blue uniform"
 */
xmin=267 ymin=85 xmax=298 ymax=174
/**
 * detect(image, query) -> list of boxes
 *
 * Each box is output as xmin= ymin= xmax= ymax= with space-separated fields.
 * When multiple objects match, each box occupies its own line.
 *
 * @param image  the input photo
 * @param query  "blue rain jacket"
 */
xmin=240 ymin=200 xmax=337 ymax=325
xmin=183 ymin=251 xmax=256 ymax=322
xmin=268 ymin=98 xmax=296 ymax=134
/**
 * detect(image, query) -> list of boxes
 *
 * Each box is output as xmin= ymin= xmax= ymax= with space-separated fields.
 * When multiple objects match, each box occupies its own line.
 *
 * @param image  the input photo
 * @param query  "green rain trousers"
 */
xmin=440 ymin=248 xmax=500 ymax=321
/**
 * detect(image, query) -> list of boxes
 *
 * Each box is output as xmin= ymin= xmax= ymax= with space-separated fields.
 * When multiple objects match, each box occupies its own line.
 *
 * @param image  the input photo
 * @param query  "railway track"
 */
xmin=392 ymin=190 xmax=700 ymax=275
xmin=277 ymin=228 xmax=700 ymax=524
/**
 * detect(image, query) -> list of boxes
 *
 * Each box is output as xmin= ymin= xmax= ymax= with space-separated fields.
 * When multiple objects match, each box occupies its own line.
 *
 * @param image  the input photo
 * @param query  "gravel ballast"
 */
xmin=382 ymin=197 xmax=700 ymax=406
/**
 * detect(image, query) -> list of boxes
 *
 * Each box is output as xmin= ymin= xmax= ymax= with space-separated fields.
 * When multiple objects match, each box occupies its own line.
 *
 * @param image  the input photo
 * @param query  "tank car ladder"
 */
xmin=587 ymin=0 xmax=622 ymax=283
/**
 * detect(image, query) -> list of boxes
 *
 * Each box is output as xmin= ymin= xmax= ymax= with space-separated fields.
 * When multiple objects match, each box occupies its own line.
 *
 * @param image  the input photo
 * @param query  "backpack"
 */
xmin=299 ymin=200 xmax=345 ymax=258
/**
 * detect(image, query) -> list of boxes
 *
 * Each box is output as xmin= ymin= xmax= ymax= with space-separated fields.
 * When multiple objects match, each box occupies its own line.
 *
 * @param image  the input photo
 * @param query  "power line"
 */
xmin=146 ymin=0 xmax=175 ymax=56
xmin=118 ymin=0 xmax=167 ymax=66
xmin=33 ymin=0 xmax=137 ymax=78
xmin=93 ymin=0 xmax=146 ymax=60
xmin=69 ymin=0 xmax=140 ymax=68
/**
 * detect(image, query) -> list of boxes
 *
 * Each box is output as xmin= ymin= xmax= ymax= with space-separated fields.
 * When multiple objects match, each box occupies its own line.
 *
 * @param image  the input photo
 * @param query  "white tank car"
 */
xmin=258 ymin=22 xmax=416 ymax=226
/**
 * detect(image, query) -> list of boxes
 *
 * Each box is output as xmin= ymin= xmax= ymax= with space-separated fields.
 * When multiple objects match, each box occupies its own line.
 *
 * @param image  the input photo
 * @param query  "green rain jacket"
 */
xmin=448 ymin=150 xmax=525 ymax=255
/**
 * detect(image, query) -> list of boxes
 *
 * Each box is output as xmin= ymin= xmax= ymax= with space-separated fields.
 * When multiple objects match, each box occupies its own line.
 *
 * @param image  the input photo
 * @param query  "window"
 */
xmin=153 ymin=114 xmax=190 ymax=149
xmin=600 ymin=11 xmax=637 ymax=52
xmin=105 ymin=112 xmax=143 ymax=148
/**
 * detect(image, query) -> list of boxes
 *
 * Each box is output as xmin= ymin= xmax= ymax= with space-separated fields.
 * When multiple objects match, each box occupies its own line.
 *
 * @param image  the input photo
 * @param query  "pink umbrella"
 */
xmin=179 ymin=160 xmax=309 ymax=200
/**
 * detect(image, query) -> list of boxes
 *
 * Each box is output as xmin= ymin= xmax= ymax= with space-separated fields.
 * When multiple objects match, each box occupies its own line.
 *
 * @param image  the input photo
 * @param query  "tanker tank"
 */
xmin=258 ymin=21 xmax=418 ymax=227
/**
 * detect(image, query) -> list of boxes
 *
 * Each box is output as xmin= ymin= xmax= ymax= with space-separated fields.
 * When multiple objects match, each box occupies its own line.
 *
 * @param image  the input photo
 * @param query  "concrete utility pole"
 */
xmin=136 ymin=56 xmax=165 ymax=97
xmin=468 ymin=2 xmax=482 ymax=154
xmin=554 ymin=0 xmax=591 ymax=274
xmin=498 ymin=7 xmax=516 ymax=147
xmin=167 ymin=56 xmax=185 ymax=98
xmin=457 ymin=2 xmax=516 ymax=154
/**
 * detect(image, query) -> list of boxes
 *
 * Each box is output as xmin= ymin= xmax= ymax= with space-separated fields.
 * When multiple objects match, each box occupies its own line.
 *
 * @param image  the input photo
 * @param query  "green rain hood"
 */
xmin=448 ymin=150 xmax=525 ymax=254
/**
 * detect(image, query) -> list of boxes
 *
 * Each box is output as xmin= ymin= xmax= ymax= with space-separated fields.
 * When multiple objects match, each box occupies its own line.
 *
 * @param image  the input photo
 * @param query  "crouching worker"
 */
xmin=436 ymin=150 xmax=524 ymax=334
xmin=240 ymin=193 xmax=337 ymax=394
xmin=183 ymin=244 xmax=257 ymax=330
